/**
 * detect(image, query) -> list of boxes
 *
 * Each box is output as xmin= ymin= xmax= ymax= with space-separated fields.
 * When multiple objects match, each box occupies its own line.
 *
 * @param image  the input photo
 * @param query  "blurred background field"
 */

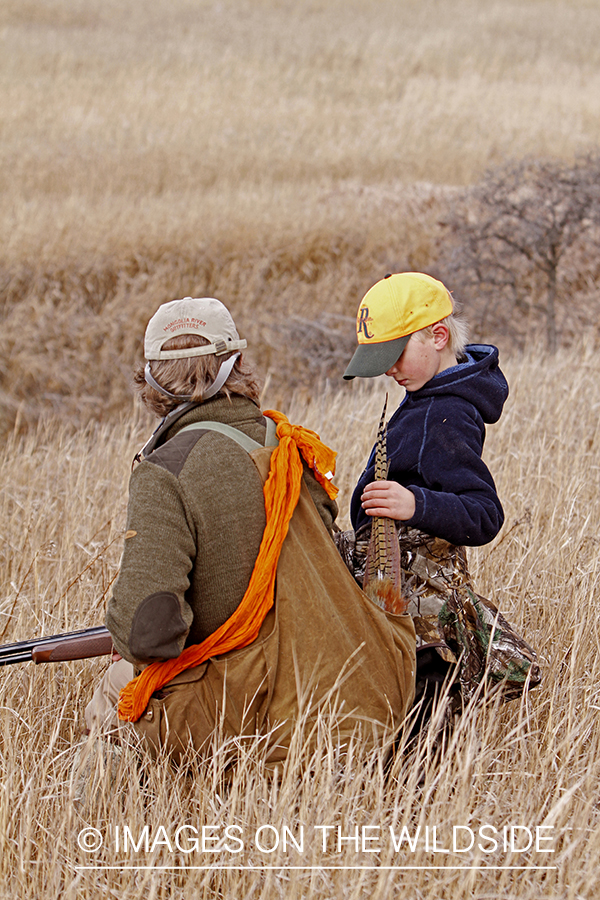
xmin=2 ymin=0 xmax=600 ymax=897
xmin=2 ymin=0 xmax=600 ymax=434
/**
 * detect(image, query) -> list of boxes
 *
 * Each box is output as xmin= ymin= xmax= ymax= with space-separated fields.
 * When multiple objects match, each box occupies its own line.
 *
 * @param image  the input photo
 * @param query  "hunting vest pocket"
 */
xmin=195 ymin=606 xmax=279 ymax=738
xmin=133 ymin=607 xmax=280 ymax=763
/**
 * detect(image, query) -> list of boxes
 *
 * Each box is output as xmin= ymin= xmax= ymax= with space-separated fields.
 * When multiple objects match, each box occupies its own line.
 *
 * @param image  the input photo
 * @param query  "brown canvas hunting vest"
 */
xmin=133 ymin=437 xmax=416 ymax=767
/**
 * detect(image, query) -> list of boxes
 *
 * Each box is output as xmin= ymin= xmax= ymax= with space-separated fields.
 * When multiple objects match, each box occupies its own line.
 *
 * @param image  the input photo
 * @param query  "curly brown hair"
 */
xmin=134 ymin=334 xmax=261 ymax=417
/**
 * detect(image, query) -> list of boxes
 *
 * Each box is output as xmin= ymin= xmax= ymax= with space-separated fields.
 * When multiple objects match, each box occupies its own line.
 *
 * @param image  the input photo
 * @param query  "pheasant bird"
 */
xmin=362 ymin=395 xmax=407 ymax=615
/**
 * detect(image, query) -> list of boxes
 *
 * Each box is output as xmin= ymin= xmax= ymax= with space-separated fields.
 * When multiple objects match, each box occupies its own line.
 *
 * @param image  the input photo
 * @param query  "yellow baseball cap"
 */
xmin=343 ymin=272 xmax=453 ymax=379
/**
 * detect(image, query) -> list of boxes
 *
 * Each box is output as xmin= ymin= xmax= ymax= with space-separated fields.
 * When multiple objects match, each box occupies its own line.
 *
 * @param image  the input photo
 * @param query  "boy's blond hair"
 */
xmin=415 ymin=302 xmax=470 ymax=360
xmin=134 ymin=334 xmax=260 ymax=418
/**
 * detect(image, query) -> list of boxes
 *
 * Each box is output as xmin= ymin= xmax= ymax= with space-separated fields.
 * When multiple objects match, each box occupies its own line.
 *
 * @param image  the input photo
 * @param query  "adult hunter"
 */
xmin=86 ymin=297 xmax=415 ymax=766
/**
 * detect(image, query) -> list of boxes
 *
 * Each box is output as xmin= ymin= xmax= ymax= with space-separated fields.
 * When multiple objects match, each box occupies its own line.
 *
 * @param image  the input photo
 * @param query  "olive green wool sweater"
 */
xmin=106 ymin=396 xmax=338 ymax=668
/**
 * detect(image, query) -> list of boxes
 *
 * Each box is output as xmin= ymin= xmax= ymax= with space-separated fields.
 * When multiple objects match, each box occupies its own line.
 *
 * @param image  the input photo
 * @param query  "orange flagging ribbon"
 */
xmin=117 ymin=410 xmax=338 ymax=722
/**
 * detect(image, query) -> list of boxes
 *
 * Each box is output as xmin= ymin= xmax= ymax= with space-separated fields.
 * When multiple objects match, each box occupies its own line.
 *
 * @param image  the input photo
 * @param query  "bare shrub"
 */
xmin=436 ymin=155 xmax=600 ymax=352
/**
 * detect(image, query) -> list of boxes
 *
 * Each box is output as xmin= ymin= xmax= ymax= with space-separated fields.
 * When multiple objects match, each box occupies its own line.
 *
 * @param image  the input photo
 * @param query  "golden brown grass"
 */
xmin=3 ymin=0 xmax=600 ymax=261
xmin=2 ymin=1 xmax=600 ymax=894
xmin=3 ymin=0 xmax=600 ymax=438
xmin=0 ymin=343 xmax=599 ymax=898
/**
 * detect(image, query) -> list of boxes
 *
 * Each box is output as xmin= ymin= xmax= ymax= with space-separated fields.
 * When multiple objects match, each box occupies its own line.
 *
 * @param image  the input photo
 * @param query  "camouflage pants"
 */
xmin=335 ymin=524 xmax=541 ymax=709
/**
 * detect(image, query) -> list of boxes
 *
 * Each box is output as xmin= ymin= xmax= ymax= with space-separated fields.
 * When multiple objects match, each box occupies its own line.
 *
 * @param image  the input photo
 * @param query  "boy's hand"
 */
xmin=361 ymin=481 xmax=416 ymax=521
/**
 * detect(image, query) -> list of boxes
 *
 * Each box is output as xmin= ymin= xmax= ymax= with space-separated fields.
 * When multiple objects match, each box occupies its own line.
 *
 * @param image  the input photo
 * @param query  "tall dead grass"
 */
xmin=2 ymin=4 xmax=599 ymax=895
xmin=0 ymin=342 xmax=599 ymax=898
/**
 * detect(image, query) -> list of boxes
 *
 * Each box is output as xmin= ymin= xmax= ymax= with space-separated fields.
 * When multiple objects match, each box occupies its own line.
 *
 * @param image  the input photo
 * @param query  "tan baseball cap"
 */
xmin=343 ymin=273 xmax=453 ymax=379
xmin=144 ymin=297 xmax=247 ymax=360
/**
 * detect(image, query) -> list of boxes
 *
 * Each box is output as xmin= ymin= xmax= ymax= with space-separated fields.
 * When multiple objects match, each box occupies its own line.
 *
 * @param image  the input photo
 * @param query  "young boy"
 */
xmin=340 ymin=273 xmax=538 ymax=712
xmin=343 ymin=272 xmax=508 ymax=548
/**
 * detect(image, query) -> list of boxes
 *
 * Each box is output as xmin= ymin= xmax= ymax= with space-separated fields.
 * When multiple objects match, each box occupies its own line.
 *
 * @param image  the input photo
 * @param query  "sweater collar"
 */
xmin=133 ymin=395 xmax=263 ymax=465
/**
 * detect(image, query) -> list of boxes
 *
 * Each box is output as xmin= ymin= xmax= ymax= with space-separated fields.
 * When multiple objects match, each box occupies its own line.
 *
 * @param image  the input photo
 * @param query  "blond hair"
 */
xmin=134 ymin=334 xmax=260 ymax=418
xmin=415 ymin=299 xmax=470 ymax=359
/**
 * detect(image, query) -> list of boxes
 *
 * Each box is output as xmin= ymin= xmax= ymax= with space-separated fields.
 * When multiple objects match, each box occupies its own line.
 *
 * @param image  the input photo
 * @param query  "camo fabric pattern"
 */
xmin=334 ymin=523 xmax=541 ymax=704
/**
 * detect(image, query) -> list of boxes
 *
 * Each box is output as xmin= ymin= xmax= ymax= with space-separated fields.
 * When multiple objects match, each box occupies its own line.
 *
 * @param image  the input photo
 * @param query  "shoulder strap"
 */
xmin=264 ymin=416 xmax=277 ymax=447
xmin=178 ymin=417 xmax=278 ymax=454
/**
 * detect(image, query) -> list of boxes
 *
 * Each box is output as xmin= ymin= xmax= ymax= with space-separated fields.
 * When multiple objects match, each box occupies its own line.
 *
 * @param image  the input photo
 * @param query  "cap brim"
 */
xmin=343 ymin=335 xmax=410 ymax=379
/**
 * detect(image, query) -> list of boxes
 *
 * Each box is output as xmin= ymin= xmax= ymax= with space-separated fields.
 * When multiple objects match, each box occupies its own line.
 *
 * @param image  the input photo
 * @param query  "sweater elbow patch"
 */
xmin=129 ymin=591 xmax=189 ymax=661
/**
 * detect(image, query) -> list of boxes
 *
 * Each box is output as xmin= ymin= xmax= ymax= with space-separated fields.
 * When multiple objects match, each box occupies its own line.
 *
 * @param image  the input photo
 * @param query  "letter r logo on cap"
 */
xmin=357 ymin=307 xmax=374 ymax=339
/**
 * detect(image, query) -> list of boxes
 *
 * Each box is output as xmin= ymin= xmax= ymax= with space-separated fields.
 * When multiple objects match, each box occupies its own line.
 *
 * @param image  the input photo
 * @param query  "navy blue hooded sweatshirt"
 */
xmin=350 ymin=344 xmax=509 ymax=546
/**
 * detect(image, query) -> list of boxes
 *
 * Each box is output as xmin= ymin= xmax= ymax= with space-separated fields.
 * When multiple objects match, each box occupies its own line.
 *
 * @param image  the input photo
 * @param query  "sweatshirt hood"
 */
xmin=413 ymin=344 xmax=508 ymax=424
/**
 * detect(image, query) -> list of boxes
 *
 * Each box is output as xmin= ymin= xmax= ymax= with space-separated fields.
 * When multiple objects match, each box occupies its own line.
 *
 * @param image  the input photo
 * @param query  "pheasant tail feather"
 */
xmin=362 ymin=395 xmax=407 ymax=615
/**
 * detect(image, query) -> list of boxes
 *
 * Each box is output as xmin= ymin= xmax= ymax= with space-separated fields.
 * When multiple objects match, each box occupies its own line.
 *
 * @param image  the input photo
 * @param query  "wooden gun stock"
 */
xmin=0 ymin=625 xmax=113 ymax=666
xmin=31 ymin=631 xmax=113 ymax=663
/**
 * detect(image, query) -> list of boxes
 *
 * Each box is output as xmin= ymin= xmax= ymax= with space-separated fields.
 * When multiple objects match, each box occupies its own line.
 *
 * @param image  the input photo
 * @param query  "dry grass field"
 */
xmin=3 ymin=0 xmax=600 ymax=436
xmin=2 ymin=0 xmax=600 ymax=897
xmin=3 ymin=0 xmax=600 ymax=260
xmin=0 ymin=347 xmax=599 ymax=899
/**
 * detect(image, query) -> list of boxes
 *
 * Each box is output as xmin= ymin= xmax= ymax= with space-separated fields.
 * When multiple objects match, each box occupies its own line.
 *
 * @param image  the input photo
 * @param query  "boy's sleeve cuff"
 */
xmin=404 ymin=487 xmax=424 ymax=527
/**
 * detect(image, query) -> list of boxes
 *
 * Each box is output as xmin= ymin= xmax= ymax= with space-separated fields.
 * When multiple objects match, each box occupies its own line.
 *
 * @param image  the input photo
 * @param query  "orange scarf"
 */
xmin=118 ymin=410 xmax=338 ymax=722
